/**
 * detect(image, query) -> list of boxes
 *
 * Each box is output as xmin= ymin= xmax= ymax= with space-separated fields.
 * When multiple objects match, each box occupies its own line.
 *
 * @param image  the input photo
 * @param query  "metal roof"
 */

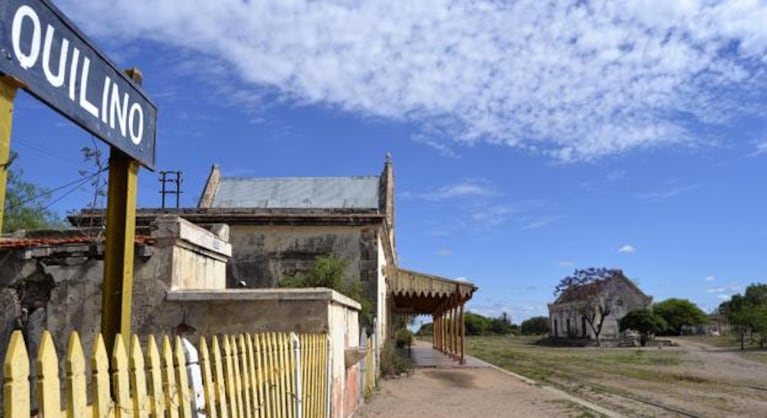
xmin=211 ymin=176 xmax=381 ymax=209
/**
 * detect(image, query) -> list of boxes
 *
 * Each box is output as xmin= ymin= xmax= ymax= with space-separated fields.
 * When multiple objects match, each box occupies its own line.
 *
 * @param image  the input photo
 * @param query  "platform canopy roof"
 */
xmin=387 ymin=266 xmax=477 ymax=315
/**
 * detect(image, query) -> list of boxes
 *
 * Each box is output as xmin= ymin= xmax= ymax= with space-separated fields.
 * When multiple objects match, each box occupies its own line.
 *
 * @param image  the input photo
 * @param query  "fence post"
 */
xmin=358 ymin=330 xmax=367 ymax=406
xmin=182 ymin=338 xmax=206 ymax=418
xmin=326 ymin=334 xmax=332 ymax=418
xmin=372 ymin=319 xmax=378 ymax=381
xmin=291 ymin=332 xmax=302 ymax=418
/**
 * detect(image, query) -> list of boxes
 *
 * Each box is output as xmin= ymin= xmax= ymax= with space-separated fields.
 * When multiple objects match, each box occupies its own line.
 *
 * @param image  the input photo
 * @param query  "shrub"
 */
xmin=280 ymin=254 xmax=373 ymax=322
xmin=395 ymin=329 xmax=413 ymax=348
xmin=380 ymin=341 xmax=412 ymax=377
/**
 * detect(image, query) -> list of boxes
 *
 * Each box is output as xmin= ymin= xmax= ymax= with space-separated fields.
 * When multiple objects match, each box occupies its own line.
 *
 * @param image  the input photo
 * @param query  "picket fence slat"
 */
xmin=174 ymin=336 xmax=194 ymax=418
xmin=4 ymin=331 xmax=29 ymax=418
xmin=130 ymin=335 xmax=148 ymax=417
xmin=66 ymin=332 xmax=87 ymax=418
xmin=162 ymin=335 xmax=180 ymax=418
xmin=147 ymin=335 xmax=165 ymax=418
xmin=91 ymin=335 xmax=111 ymax=418
xmin=3 ymin=329 xmax=333 ymax=418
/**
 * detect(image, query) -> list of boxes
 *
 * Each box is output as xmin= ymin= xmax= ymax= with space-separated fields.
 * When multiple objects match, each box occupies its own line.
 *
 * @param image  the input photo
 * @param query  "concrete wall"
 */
xmin=0 ymin=216 xmax=364 ymax=416
xmin=226 ymin=224 xmax=385 ymax=330
xmin=227 ymin=225 xmax=364 ymax=289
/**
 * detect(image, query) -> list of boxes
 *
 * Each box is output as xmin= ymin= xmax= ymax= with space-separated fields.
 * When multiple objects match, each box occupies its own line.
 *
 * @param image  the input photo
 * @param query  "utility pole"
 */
xmin=159 ymin=170 xmax=183 ymax=208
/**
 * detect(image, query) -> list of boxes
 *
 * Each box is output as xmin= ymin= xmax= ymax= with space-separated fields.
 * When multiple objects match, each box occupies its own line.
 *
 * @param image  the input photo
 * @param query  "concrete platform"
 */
xmin=404 ymin=340 xmax=486 ymax=368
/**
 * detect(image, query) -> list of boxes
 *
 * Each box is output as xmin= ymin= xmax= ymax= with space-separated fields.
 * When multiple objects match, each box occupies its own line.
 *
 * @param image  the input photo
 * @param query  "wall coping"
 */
xmin=166 ymin=288 xmax=361 ymax=311
xmin=151 ymin=215 xmax=232 ymax=258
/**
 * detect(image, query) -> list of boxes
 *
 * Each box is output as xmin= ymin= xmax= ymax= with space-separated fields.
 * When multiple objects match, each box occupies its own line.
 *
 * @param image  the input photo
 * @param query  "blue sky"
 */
xmin=7 ymin=0 xmax=767 ymax=322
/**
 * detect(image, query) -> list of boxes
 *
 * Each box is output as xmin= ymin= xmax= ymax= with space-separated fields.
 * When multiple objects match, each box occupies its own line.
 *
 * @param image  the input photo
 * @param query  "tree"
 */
xmin=653 ymin=298 xmax=707 ymax=336
xmin=619 ymin=309 xmax=667 ymax=346
xmin=3 ymin=152 xmax=61 ymax=233
xmin=464 ymin=312 xmax=491 ymax=335
xmin=520 ymin=316 xmax=551 ymax=335
xmin=280 ymin=254 xmax=373 ymax=323
xmin=721 ymin=283 xmax=767 ymax=349
xmin=554 ymin=267 xmax=622 ymax=346
xmin=743 ymin=284 xmax=767 ymax=348
xmin=720 ymin=294 xmax=749 ymax=350
xmin=489 ymin=312 xmax=514 ymax=334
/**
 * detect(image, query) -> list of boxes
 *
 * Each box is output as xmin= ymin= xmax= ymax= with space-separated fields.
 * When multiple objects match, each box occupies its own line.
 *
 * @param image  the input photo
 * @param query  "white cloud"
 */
xmin=405 ymin=179 xmax=494 ymax=201
xmin=471 ymin=200 xmax=560 ymax=230
xmin=618 ymin=244 xmax=636 ymax=253
xmin=752 ymin=142 xmax=767 ymax=156
xmin=706 ymin=285 xmax=741 ymax=294
xmin=636 ymin=184 xmax=700 ymax=202
xmin=436 ymin=248 xmax=452 ymax=257
xmin=704 ymin=275 xmax=716 ymax=282
xmin=58 ymin=0 xmax=767 ymax=161
xmin=555 ymin=260 xmax=574 ymax=267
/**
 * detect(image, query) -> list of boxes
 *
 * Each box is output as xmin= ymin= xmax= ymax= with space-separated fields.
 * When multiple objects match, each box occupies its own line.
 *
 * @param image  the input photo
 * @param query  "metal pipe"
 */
xmin=292 ymin=332 xmax=302 ymax=418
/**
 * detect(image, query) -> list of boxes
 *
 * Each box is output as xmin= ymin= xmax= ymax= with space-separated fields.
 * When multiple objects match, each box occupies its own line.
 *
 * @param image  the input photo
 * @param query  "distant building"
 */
xmin=548 ymin=270 xmax=652 ymax=340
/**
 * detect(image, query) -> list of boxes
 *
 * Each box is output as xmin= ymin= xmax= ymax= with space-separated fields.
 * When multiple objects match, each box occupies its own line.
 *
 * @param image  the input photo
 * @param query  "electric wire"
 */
xmin=6 ymin=167 xmax=108 ymax=210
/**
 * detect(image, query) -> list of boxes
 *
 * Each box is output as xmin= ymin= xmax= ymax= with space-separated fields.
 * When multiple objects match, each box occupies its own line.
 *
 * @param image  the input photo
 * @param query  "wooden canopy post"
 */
xmin=460 ymin=300 xmax=466 ymax=364
xmin=452 ymin=294 xmax=458 ymax=357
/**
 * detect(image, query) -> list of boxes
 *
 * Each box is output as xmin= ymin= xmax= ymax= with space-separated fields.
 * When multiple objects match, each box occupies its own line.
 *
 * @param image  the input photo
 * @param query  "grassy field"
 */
xmin=466 ymin=335 xmax=767 ymax=417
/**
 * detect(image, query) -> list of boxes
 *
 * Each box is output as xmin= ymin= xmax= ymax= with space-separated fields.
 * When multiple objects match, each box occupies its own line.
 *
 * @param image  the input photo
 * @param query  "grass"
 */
xmin=467 ymin=335 xmax=691 ymax=385
xmin=674 ymin=334 xmax=743 ymax=348
xmin=741 ymin=352 xmax=767 ymax=364
xmin=546 ymin=399 xmax=607 ymax=418
xmin=466 ymin=334 xmax=767 ymax=417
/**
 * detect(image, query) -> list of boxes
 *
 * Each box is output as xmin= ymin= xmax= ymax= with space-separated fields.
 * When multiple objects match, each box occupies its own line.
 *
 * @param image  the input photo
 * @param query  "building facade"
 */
xmin=548 ymin=271 xmax=653 ymax=340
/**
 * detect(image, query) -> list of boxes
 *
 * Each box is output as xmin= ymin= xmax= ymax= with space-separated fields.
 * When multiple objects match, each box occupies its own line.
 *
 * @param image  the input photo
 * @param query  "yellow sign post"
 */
xmin=0 ymin=77 xmax=22 ymax=234
xmin=100 ymin=67 xmax=143 ymax=355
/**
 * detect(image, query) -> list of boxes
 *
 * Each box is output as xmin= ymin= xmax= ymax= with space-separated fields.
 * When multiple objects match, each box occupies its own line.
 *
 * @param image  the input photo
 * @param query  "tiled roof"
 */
xmin=0 ymin=235 xmax=153 ymax=249
xmin=211 ymin=176 xmax=380 ymax=209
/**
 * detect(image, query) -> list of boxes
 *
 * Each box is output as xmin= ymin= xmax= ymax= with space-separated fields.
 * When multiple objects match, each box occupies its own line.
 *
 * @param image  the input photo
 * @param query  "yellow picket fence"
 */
xmin=362 ymin=337 xmax=375 ymax=398
xmin=2 ymin=330 xmax=329 ymax=418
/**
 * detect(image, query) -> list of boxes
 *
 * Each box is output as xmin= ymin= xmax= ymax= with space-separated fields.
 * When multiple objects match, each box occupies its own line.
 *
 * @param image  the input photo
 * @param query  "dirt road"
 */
xmin=354 ymin=367 xmax=606 ymax=418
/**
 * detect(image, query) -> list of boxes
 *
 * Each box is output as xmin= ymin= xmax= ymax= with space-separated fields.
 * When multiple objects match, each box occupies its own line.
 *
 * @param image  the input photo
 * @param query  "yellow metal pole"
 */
xmin=101 ymin=68 xmax=143 ymax=355
xmin=0 ymin=77 xmax=21 ymax=234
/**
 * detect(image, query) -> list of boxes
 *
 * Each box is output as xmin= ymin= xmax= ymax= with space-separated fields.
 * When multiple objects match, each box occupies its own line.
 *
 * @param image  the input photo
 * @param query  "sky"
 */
xmin=6 ymin=0 xmax=767 ymax=322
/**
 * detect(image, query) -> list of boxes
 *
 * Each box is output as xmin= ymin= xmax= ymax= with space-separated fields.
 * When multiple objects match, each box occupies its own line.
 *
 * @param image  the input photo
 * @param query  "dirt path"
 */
xmin=354 ymin=367 xmax=604 ymax=418
xmin=666 ymin=338 xmax=767 ymax=385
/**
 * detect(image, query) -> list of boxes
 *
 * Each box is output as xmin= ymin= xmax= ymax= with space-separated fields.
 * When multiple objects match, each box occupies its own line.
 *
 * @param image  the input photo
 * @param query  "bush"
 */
xmin=520 ymin=316 xmax=551 ymax=335
xmin=280 ymin=255 xmax=373 ymax=322
xmin=380 ymin=341 xmax=412 ymax=378
xmin=395 ymin=329 xmax=413 ymax=348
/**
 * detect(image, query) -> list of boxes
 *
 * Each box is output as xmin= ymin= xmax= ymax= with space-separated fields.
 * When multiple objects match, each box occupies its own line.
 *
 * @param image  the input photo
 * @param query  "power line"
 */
xmin=7 ymin=167 xmax=108 ymax=210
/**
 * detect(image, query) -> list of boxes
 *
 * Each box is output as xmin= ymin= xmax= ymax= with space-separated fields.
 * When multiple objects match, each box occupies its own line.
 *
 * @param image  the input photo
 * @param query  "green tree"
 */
xmin=280 ymin=254 xmax=373 ymax=322
xmin=520 ymin=316 xmax=551 ymax=335
xmin=464 ymin=312 xmax=491 ymax=335
xmin=415 ymin=322 xmax=433 ymax=336
xmin=653 ymin=298 xmax=708 ymax=336
xmin=721 ymin=283 xmax=767 ymax=349
xmin=743 ymin=284 xmax=767 ymax=348
xmin=489 ymin=312 xmax=514 ymax=334
xmin=3 ymin=152 xmax=61 ymax=233
xmin=619 ymin=309 xmax=667 ymax=346
xmin=720 ymin=294 xmax=750 ymax=349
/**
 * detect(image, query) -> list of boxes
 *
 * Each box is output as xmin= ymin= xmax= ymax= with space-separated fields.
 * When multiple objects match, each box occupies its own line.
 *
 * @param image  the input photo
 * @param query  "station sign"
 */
xmin=0 ymin=0 xmax=157 ymax=168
